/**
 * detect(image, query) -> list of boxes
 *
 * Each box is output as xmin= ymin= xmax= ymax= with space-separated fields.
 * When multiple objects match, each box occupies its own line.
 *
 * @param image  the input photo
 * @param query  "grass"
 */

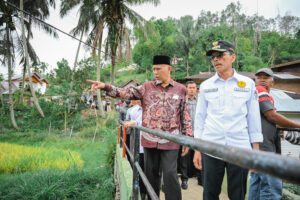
xmin=0 ymin=142 xmax=83 ymax=173
xmin=0 ymin=112 xmax=118 ymax=200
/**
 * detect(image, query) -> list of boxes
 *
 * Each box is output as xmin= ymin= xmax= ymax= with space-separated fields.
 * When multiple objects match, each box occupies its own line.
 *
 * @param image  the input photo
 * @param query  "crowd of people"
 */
xmin=87 ymin=40 xmax=300 ymax=200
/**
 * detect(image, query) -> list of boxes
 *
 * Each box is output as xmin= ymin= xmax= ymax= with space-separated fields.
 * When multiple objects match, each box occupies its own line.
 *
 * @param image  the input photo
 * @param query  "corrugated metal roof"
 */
xmin=270 ymin=89 xmax=300 ymax=112
xmin=274 ymin=73 xmax=300 ymax=79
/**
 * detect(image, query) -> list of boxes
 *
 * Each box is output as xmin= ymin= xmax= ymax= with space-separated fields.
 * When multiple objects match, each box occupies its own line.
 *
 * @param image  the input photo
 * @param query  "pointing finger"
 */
xmin=86 ymin=79 xmax=97 ymax=84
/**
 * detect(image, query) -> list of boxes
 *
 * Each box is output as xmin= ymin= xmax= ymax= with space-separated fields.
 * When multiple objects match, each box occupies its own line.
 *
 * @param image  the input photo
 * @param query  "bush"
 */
xmin=0 ymin=99 xmax=89 ymax=132
xmin=0 ymin=168 xmax=114 ymax=200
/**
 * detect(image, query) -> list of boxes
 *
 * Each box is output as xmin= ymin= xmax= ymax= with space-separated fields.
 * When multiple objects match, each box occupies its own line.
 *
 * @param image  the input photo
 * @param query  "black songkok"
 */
xmin=153 ymin=55 xmax=171 ymax=65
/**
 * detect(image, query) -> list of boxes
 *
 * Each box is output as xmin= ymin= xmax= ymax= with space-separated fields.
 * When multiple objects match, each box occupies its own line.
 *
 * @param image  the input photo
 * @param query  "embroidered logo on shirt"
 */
xmin=204 ymin=88 xmax=218 ymax=93
xmin=234 ymin=87 xmax=250 ymax=92
xmin=237 ymin=81 xmax=246 ymax=88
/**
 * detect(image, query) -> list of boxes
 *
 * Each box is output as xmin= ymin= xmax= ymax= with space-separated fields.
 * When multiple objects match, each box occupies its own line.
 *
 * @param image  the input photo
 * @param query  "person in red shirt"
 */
xmin=248 ymin=68 xmax=300 ymax=200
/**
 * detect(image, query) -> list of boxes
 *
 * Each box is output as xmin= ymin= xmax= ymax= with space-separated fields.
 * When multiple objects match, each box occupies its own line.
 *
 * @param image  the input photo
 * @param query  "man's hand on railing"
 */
xmin=181 ymin=146 xmax=189 ymax=157
xmin=193 ymin=150 xmax=202 ymax=170
xmin=124 ymin=121 xmax=137 ymax=129
xmin=86 ymin=80 xmax=105 ymax=92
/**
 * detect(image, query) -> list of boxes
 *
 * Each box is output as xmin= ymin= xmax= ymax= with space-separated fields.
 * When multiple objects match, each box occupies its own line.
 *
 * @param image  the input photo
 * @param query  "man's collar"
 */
xmin=213 ymin=69 xmax=239 ymax=82
xmin=155 ymin=79 xmax=174 ymax=86
xmin=188 ymin=96 xmax=196 ymax=100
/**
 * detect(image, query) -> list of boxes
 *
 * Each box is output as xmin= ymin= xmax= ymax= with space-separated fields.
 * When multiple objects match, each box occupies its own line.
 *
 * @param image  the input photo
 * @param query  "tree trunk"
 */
xmin=111 ymin=48 xmax=117 ymax=85
xmin=257 ymin=31 xmax=261 ymax=57
xmin=186 ymin=56 xmax=189 ymax=77
xmin=124 ymin=28 xmax=131 ymax=63
xmin=20 ymin=63 xmax=26 ymax=104
xmin=68 ymin=30 xmax=83 ymax=112
xmin=20 ymin=0 xmax=44 ymax=117
xmin=253 ymin=32 xmax=257 ymax=56
xmin=20 ymin=18 xmax=31 ymax=104
xmin=96 ymin=27 xmax=104 ymax=116
xmin=0 ymin=83 xmax=4 ymax=107
xmin=6 ymin=26 xmax=19 ymax=129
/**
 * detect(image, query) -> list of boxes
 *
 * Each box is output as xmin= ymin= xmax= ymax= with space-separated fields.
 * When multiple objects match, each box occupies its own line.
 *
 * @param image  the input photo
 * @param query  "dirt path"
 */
xmin=160 ymin=177 xmax=229 ymax=200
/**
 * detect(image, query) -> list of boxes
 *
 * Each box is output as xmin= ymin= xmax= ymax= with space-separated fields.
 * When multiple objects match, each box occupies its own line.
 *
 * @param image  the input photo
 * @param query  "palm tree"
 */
xmin=60 ymin=0 xmax=159 ymax=112
xmin=0 ymin=3 xmax=19 ymax=128
xmin=0 ymin=0 xmax=57 ymax=119
xmin=176 ymin=15 xmax=199 ymax=77
xmin=18 ymin=0 xmax=57 ymax=104
xmin=20 ymin=0 xmax=45 ymax=117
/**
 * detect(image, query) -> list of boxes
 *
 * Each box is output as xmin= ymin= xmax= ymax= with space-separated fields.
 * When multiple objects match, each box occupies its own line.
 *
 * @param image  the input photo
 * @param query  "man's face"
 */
xmin=210 ymin=51 xmax=236 ymax=74
xmin=187 ymin=83 xmax=197 ymax=97
xmin=255 ymin=73 xmax=274 ymax=91
xmin=153 ymin=64 xmax=171 ymax=82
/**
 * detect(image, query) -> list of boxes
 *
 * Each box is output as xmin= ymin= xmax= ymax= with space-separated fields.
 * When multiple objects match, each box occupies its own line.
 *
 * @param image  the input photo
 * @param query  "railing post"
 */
xmin=122 ymin=125 xmax=127 ymax=158
xmin=132 ymin=128 xmax=140 ymax=200
xmin=117 ymin=123 xmax=120 ymax=144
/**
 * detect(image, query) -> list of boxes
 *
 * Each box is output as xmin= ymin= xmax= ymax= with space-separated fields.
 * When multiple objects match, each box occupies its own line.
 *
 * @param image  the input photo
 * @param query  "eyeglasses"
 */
xmin=210 ymin=52 xmax=231 ymax=60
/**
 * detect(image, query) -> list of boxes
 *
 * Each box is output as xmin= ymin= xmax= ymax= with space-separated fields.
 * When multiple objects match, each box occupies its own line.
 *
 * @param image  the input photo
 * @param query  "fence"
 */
xmin=117 ymin=122 xmax=300 ymax=200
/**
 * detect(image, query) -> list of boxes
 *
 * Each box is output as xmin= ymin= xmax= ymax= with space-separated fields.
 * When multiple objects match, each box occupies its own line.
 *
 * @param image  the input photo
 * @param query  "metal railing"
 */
xmin=117 ymin=122 xmax=300 ymax=200
xmin=118 ymin=122 xmax=159 ymax=200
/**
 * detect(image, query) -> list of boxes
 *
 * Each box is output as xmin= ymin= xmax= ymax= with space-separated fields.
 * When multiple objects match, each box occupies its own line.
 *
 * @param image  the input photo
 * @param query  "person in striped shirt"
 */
xmin=248 ymin=68 xmax=300 ymax=200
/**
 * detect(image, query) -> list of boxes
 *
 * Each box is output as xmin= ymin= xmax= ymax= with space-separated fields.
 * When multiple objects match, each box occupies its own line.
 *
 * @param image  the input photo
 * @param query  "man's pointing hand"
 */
xmin=86 ymin=80 xmax=105 ymax=92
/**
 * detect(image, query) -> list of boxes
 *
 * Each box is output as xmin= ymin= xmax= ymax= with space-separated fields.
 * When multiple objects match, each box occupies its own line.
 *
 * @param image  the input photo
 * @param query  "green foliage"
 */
xmin=131 ymin=3 xmax=300 ymax=77
xmin=0 ymin=113 xmax=118 ymax=199
xmin=240 ymin=56 xmax=267 ymax=72
xmin=283 ymin=183 xmax=300 ymax=196
xmin=0 ymin=99 xmax=87 ymax=132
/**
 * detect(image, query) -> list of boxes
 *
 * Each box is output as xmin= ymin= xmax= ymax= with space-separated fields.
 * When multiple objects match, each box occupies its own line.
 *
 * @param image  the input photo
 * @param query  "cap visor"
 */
xmin=206 ymin=49 xmax=227 ymax=56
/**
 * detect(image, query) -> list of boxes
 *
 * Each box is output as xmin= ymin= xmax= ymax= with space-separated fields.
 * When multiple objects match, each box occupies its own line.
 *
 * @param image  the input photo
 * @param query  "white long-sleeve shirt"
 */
xmin=194 ymin=71 xmax=263 ymax=151
xmin=127 ymin=105 xmax=144 ymax=153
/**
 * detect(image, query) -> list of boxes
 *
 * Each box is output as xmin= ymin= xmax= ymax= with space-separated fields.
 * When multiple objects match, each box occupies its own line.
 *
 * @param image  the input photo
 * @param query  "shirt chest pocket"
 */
xmin=205 ymin=92 xmax=220 ymax=111
xmin=232 ymin=91 xmax=250 ymax=106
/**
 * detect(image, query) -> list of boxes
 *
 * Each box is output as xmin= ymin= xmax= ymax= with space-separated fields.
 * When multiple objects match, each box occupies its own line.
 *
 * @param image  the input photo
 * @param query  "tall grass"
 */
xmin=0 ymin=143 xmax=83 ymax=173
xmin=0 ymin=112 xmax=118 ymax=200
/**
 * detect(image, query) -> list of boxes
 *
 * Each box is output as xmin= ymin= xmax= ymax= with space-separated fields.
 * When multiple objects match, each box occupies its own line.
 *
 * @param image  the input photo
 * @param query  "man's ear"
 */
xmin=271 ymin=79 xmax=275 ymax=87
xmin=231 ymin=54 xmax=236 ymax=63
xmin=168 ymin=65 xmax=172 ymax=72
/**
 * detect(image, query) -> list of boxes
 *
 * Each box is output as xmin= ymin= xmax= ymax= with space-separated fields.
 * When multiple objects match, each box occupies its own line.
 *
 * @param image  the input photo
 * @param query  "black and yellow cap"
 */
xmin=206 ymin=40 xmax=235 ymax=56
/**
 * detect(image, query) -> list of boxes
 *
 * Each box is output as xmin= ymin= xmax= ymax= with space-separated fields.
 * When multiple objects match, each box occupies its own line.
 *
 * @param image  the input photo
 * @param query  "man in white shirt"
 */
xmin=123 ymin=100 xmax=146 ymax=199
xmin=193 ymin=40 xmax=263 ymax=200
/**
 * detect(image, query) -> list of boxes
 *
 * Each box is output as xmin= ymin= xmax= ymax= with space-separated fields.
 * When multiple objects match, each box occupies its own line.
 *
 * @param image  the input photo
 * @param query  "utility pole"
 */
xmin=172 ymin=55 xmax=183 ymax=79
xmin=186 ymin=60 xmax=189 ymax=77
xmin=172 ymin=54 xmax=176 ymax=79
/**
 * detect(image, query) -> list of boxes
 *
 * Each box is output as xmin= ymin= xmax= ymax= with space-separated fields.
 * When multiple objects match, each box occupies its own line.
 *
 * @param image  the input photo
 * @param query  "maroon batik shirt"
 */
xmin=103 ymin=80 xmax=193 ymax=150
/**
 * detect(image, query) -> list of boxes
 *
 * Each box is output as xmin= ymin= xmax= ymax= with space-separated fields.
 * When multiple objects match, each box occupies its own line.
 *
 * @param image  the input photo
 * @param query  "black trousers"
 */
xmin=144 ymin=148 xmax=181 ymax=200
xmin=202 ymin=153 xmax=248 ymax=200
xmin=179 ymin=148 xmax=202 ymax=182
xmin=139 ymin=153 xmax=146 ymax=196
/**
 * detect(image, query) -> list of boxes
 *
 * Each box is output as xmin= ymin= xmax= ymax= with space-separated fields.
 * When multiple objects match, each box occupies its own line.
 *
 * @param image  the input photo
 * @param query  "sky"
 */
xmin=1 ymin=0 xmax=300 ymax=78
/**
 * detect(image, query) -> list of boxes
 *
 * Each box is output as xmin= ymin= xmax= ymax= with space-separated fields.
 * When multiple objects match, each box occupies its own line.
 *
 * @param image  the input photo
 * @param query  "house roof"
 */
xmin=11 ymin=72 xmax=49 ymax=85
xmin=273 ymin=73 xmax=300 ymax=80
xmin=182 ymin=71 xmax=300 ymax=81
xmin=270 ymin=60 xmax=300 ymax=69
xmin=121 ymin=79 xmax=139 ymax=88
xmin=185 ymin=72 xmax=256 ymax=81
xmin=270 ymin=89 xmax=300 ymax=113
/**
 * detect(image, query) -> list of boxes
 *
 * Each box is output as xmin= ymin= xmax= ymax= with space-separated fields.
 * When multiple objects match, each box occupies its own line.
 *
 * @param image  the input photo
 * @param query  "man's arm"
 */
xmin=247 ymin=84 xmax=263 ymax=147
xmin=86 ymin=80 xmax=144 ymax=100
xmin=264 ymin=110 xmax=300 ymax=128
xmin=180 ymin=92 xmax=193 ymax=157
xmin=193 ymin=85 xmax=207 ymax=170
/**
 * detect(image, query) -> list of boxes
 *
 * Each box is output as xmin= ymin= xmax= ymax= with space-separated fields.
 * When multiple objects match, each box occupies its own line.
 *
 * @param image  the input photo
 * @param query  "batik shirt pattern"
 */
xmin=103 ymin=80 xmax=193 ymax=150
